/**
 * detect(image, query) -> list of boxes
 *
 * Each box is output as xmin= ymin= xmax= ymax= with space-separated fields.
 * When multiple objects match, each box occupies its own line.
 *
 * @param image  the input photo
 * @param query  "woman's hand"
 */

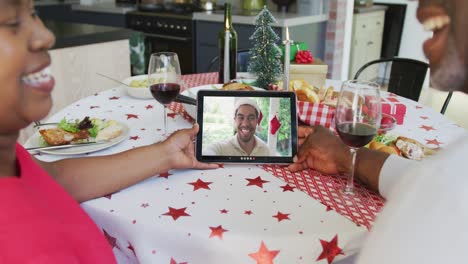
xmin=289 ymin=125 xmax=351 ymax=174
xmin=162 ymin=124 xmax=219 ymax=170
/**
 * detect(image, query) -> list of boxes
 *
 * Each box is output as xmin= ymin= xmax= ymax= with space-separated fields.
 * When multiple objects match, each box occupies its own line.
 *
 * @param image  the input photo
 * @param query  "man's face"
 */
xmin=416 ymin=0 xmax=468 ymax=93
xmin=234 ymin=105 xmax=258 ymax=143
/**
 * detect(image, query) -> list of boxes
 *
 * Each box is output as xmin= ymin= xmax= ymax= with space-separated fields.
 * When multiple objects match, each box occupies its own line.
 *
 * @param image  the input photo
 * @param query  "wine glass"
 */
xmin=148 ymin=52 xmax=182 ymax=136
xmin=335 ymin=80 xmax=381 ymax=195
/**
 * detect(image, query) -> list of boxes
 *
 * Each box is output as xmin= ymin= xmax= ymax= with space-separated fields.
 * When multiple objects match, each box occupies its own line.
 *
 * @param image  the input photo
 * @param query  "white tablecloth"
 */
xmin=28 ymin=74 xmax=466 ymax=264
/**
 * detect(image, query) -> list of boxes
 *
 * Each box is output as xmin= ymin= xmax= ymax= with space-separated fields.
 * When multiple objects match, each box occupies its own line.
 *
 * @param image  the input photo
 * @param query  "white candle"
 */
xmin=224 ymin=30 xmax=230 ymax=83
xmin=283 ymin=27 xmax=291 ymax=91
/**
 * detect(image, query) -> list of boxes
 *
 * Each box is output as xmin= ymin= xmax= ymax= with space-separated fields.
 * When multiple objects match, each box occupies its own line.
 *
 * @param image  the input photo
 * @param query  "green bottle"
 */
xmin=218 ymin=3 xmax=238 ymax=84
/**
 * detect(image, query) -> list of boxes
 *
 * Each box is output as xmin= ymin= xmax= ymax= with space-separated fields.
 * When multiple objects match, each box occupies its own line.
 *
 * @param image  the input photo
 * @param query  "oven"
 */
xmin=126 ymin=11 xmax=195 ymax=74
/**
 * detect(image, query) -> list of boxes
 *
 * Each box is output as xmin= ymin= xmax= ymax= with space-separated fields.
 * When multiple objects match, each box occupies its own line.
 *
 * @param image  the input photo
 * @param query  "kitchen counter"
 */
xmin=354 ymin=4 xmax=388 ymax=14
xmin=44 ymin=20 xmax=132 ymax=49
xmin=71 ymin=2 xmax=136 ymax=14
xmin=193 ymin=10 xmax=328 ymax=27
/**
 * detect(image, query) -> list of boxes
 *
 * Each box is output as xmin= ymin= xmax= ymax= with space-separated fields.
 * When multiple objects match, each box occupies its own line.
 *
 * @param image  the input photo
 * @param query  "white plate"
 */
xmin=181 ymin=84 xmax=263 ymax=118
xmin=122 ymin=75 xmax=153 ymax=99
xmin=26 ymin=122 xmax=129 ymax=155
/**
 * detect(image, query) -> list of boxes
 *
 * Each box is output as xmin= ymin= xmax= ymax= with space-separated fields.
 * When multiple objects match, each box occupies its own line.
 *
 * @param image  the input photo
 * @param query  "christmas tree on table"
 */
xmin=248 ymin=7 xmax=283 ymax=90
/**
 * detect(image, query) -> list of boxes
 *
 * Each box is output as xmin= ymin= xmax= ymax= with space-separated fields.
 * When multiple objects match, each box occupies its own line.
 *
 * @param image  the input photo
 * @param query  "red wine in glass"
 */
xmin=150 ymin=83 xmax=181 ymax=105
xmin=337 ymin=122 xmax=376 ymax=148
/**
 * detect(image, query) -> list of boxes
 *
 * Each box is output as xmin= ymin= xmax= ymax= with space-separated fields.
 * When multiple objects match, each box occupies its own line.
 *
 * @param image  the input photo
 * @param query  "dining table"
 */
xmin=27 ymin=72 xmax=467 ymax=264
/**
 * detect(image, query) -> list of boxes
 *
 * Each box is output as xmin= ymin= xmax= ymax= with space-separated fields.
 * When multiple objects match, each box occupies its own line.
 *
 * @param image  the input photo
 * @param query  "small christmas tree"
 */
xmin=248 ymin=7 xmax=283 ymax=90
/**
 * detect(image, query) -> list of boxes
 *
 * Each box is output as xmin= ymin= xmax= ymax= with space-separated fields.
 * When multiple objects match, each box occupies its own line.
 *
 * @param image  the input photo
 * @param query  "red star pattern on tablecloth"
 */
xmin=167 ymin=113 xmax=177 ymax=119
xmin=209 ymin=225 xmax=228 ymax=240
xmin=103 ymin=229 xmax=119 ymax=249
xmin=170 ymin=258 xmax=188 ymax=264
xmin=425 ymin=138 xmax=443 ymax=146
xmin=248 ymin=241 xmax=280 ymax=264
xmin=188 ymin=179 xmax=212 ymax=191
xmin=420 ymin=125 xmax=436 ymax=131
xmin=158 ymin=172 xmax=171 ymax=179
xmin=246 ymin=176 xmax=269 ymax=188
xmin=245 ymin=210 xmax=253 ymax=215
xmin=145 ymin=105 xmax=153 ymax=109
xmin=280 ymin=184 xmax=295 ymax=192
xmin=162 ymin=207 xmax=191 ymax=220
xmin=126 ymin=114 xmax=139 ymax=119
xmin=272 ymin=211 xmax=290 ymax=222
xmin=130 ymin=136 xmax=140 ymax=140
xmin=90 ymin=106 xmax=100 ymax=109
xmin=109 ymin=96 xmax=120 ymax=100
xmin=220 ymin=209 xmax=228 ymax=214
xmin=127 ymin=243 xmax=136 ymax=256
xmin=420 ymin=116 xmax=429 ymax=120
xmin=415 ymin=105 xmax=423 ymax=109
xmin=316 ymin=235 xmax=344 ymax=264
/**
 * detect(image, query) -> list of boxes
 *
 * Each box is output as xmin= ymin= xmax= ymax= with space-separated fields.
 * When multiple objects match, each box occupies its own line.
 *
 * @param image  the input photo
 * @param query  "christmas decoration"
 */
xmin=269 ymin=115 xmax=281 ymax=135
xmin=248 ymin=241 xmax=280 ymax=264
xmin=248 ymin=7 xmax=283 ymax=89
xmin=295 ymin=50 xmax=314 ymax=64
xmin=316 ymin=235 xmax=344 ymax=264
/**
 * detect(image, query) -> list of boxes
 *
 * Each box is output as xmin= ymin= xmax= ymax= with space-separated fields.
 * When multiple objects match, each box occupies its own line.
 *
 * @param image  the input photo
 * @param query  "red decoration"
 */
xmin=103 ymin=229 xmax=119 ymax=249
xmin=425 ymin=138 xmax=443 ymax=146
xmin=145 ymin=105 xmax=153 ymax=109
xmin=127 ymin=243 xmax=136 ymax=256
xmin=220 ymin=209 xmax=229 ymax=214
xmin=248 ymin=241 xmax=280 ymax=264
xmin=272 ymin=211 xmax=290 ymax=222
xmin=316 ymin=235 xmax=344 ymax=264
xmin=295 ymin=50 xmax=314 ymax=64
xmin=420 ymin=125 xmax=436 ymax=131
xmin=246 ymin=176 xmax=270 ymax=188
xmin=280 ymin=184 xmax=295 ymax=192
xmin=158 ymin=172 xmax=171 ymax=179
xmin=209 ymin=225 xmax=228 ymax=239
xmin=109 ymin=96 xmax=120 ymax=100
xmin=130 ymin=136 xmax=140 ymax=140
xmin=270 ymin=115 xmax=281 ymax=135
xmin=162 ymin=207 xmax=191 ymax=220
xmin=125 ymin=114 xmax=139 ymax=119
xmin=170 ymin=258 xmax=188 ymax=264
xmin=188 ymin=179 xmax=212 ymax=191
xmin=244 ymin=210 xmax=253 ymax=215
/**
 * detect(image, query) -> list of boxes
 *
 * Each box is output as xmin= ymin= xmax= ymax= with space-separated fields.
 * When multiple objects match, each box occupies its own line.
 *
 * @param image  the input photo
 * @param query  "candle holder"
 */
xmin=283 ymin=27 xmax=292 ymax=91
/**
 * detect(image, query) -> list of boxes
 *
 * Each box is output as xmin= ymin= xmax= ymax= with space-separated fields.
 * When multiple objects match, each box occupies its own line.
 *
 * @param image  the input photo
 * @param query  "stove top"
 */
xmin=136 ymin=3 xmax=199 ymax=15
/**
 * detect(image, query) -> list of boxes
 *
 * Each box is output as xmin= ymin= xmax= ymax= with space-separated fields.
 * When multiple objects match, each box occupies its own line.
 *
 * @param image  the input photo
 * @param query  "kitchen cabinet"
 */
xmin=349 ymin=8 xmax=386 ymax=79
xmin=193 ymin=12 xmax=328 ymax=73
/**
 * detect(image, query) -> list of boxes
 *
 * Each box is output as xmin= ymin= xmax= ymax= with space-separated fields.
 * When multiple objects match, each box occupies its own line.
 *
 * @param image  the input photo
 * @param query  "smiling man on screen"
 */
xmin=289 ymin=0 xmax=468 ymax=263
xmin=204 ymin=98 xmax=271 ymax=156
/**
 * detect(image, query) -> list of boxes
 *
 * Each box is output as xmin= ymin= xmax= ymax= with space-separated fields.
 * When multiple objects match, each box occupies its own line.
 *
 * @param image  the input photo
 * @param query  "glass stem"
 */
xmin=163 ymin=105 xmax=168 ymax=136
xmin=345 ymin=147 xmax=358 ymax=194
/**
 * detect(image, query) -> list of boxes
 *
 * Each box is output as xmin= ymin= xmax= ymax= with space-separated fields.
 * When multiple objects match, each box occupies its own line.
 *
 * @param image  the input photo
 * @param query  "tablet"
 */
xmin=195 ymin=90 xmax=298 ymax=163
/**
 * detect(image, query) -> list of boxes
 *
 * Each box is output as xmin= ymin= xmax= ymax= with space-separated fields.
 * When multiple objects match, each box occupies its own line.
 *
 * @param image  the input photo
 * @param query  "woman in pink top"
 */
xmin=0 ymin=0 xmax=217 ymax=262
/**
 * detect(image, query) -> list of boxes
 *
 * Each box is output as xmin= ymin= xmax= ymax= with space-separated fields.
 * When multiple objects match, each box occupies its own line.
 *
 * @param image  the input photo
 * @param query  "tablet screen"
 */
xmin=195 ymin=90 xmax=298 ymax=163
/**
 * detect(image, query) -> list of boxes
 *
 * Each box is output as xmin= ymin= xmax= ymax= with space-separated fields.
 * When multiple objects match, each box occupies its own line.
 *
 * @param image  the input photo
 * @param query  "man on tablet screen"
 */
xmin=204 ymin=98 xmax=271 ymax=156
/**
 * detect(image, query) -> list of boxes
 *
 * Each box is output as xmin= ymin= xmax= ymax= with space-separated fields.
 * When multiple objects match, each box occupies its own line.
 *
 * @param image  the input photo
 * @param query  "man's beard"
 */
xmin=431 ymin=36 xmax=466 ymax=93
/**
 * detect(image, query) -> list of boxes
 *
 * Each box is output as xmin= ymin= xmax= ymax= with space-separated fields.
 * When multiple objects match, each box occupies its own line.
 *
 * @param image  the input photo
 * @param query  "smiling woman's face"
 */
xmin=0 ymin=0 xmax=55 ymax=134
xmin=417 ymin=0 xmax=468 ymax=93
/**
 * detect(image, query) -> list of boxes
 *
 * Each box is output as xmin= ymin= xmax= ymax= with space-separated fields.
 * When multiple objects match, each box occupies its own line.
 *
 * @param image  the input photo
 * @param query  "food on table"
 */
xmin=39 ymin=117 xmax=123 ymax=146
xmin=39 ymin=128 xmax=89 ymax=146
xmin=221 ymin=82 xmax=255 ymax=91
xmin=379 ymin=114 xmax=396 ymax=132
xmin=96 ymin=123 xmax=123 ymax=141
xmin=368 ymin=134 xmax=436 ymax=160
xmin=285 ymin=79 xmax=338 ymax=105
xmin=395 ymin=136 xmax=435 ymax=160
xmin=129 ymin=79 xmax=149 ymax=88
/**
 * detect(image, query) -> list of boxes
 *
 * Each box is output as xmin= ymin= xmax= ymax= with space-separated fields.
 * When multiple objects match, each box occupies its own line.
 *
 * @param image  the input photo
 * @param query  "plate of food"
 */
xmin=122 ymin=75 xmax=152 ymax=99
xmin=26 ymin=116 xmax=129 ymax=155
xmin=181 ymin=82 xmax=262 ymax=118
